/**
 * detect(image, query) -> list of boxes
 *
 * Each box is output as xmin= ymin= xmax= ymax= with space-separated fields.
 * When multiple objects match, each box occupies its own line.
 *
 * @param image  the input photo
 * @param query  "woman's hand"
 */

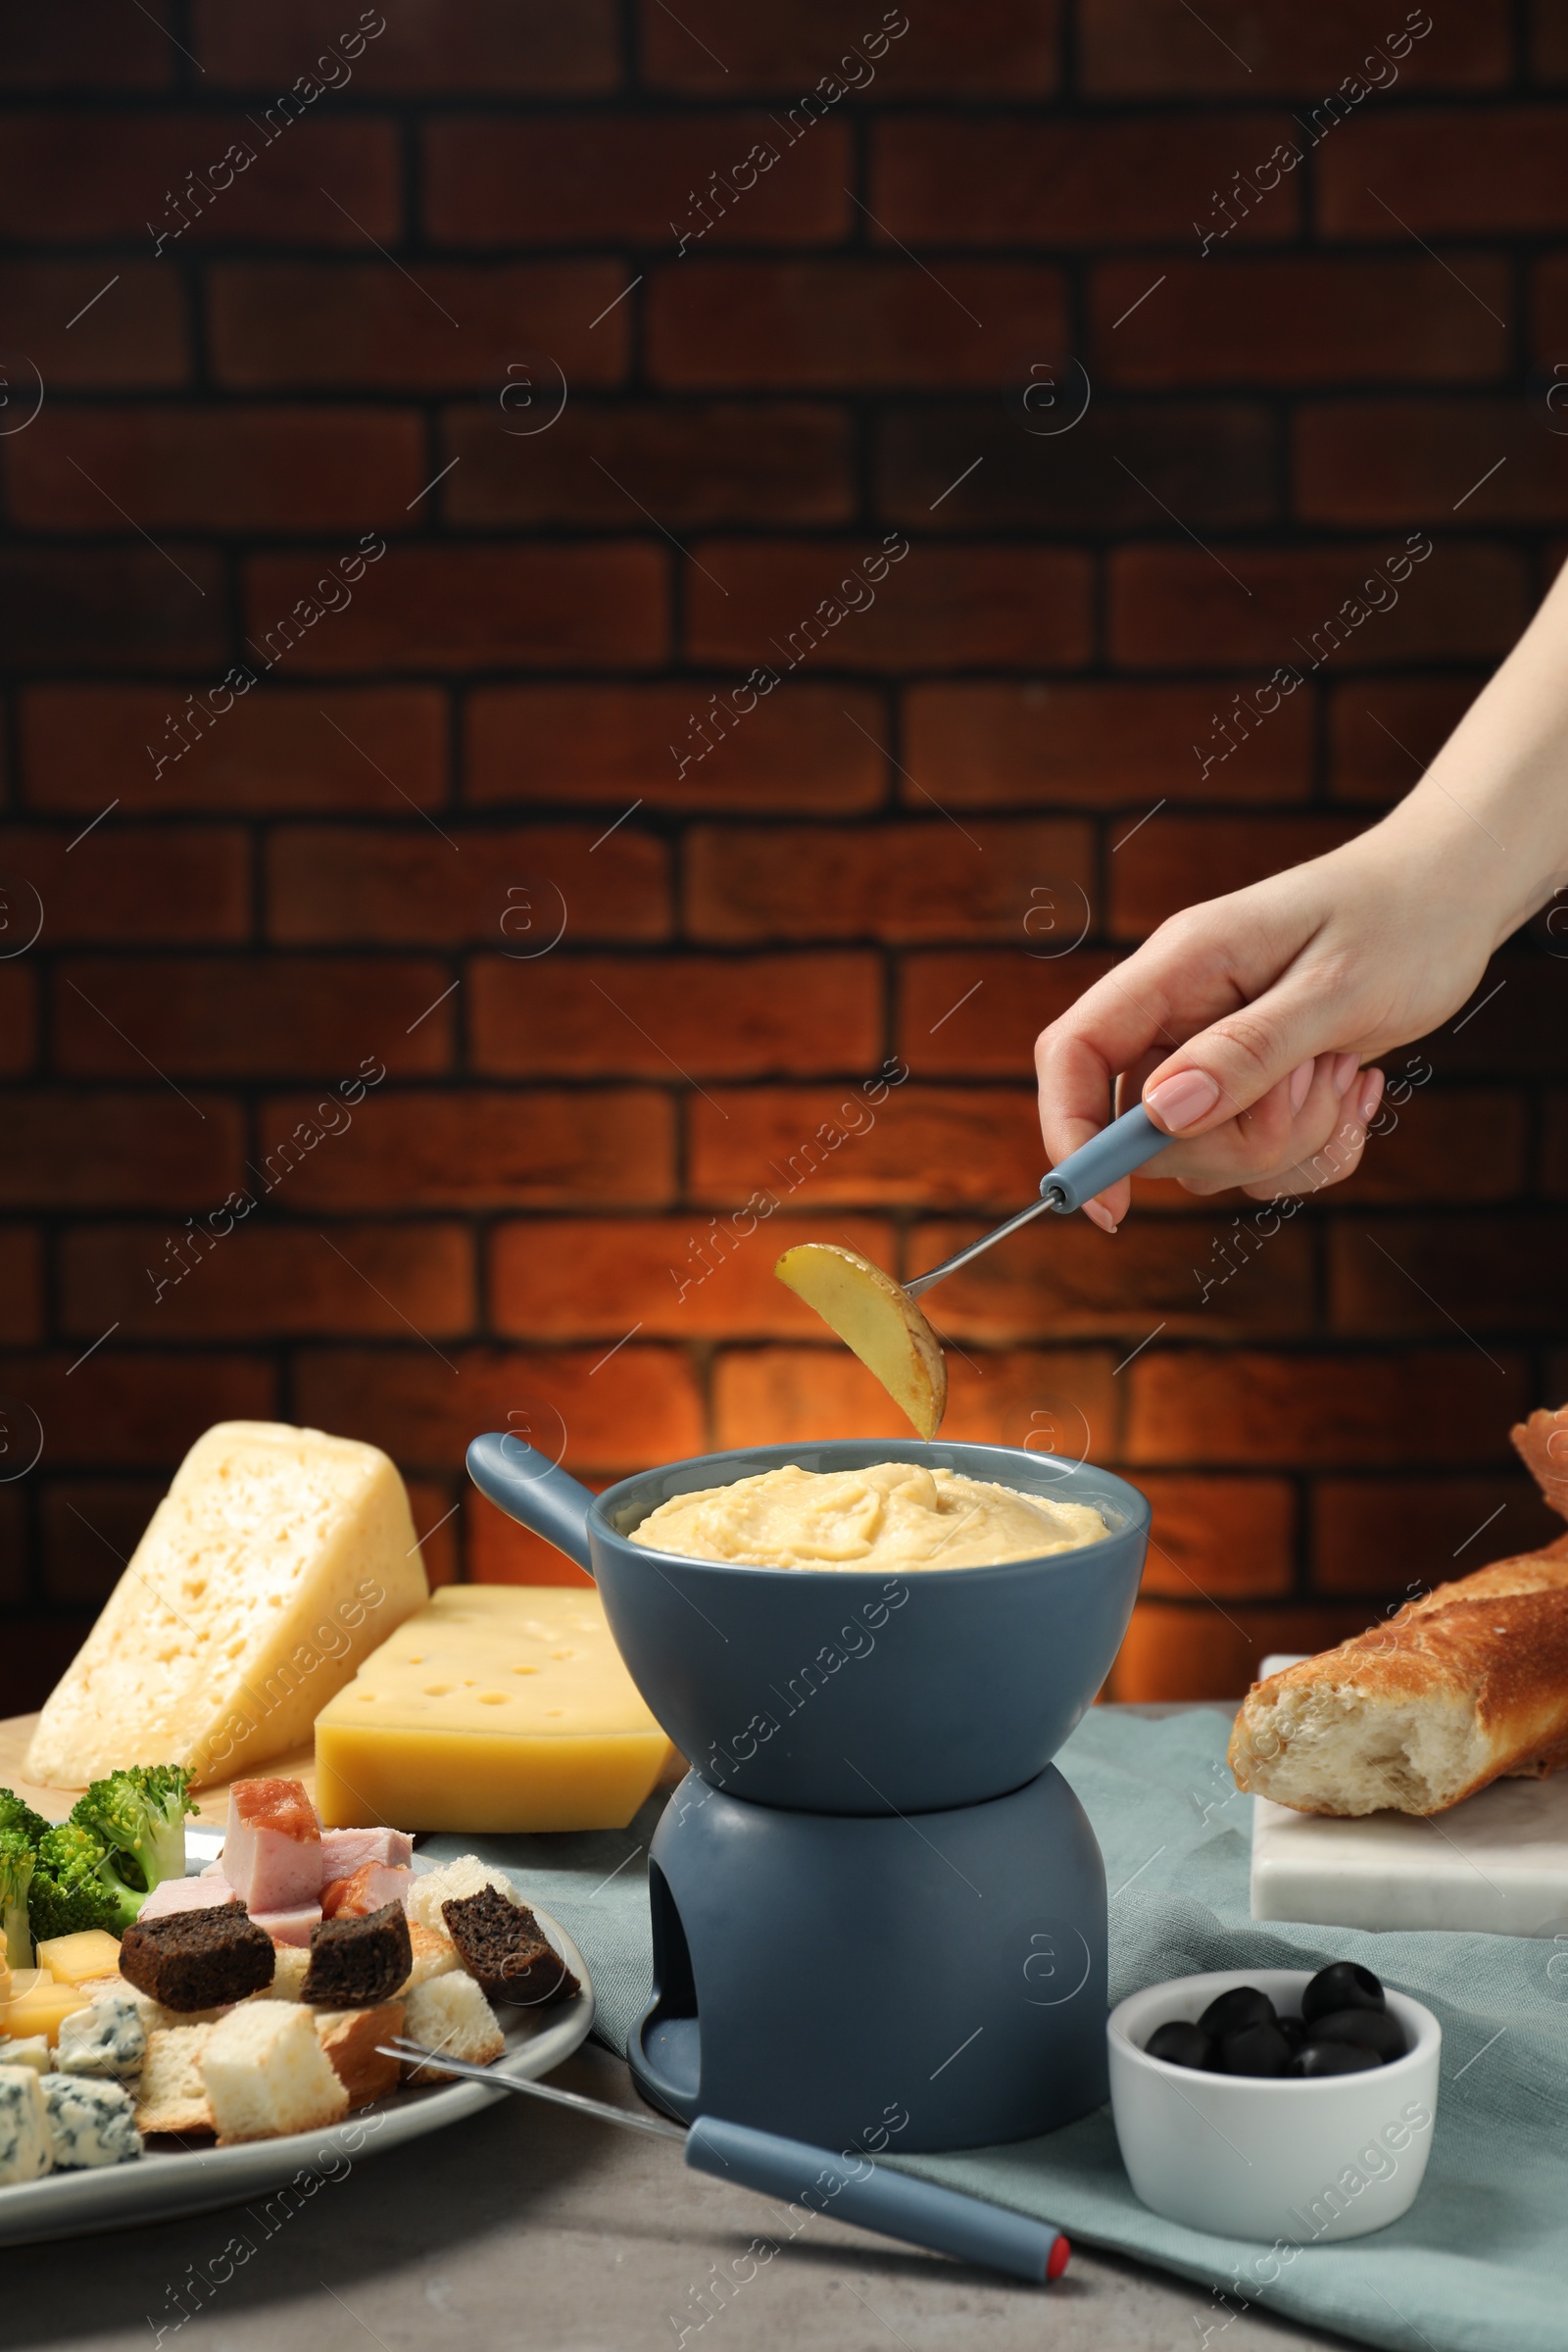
xmin=1034 ymin=823 xmax=1497 ymax=1229
xmin=1037 ymin=557 xmax=1568 ymax=1227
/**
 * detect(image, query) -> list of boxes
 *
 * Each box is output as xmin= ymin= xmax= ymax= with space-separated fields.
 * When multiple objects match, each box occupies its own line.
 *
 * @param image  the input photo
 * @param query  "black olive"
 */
xmin=1220 ymin=2020 xmax=1295 ymax=2078
xmin=1310 ymin=2007 xmax=1406 ymax=2063
xmin=1146 ymin=2021 xmax=1218 ymax=2072
xmin=1288 ymin=2040 xmax=1384 ymax=2078
xmin=1301 ymin=1961 xmax=1384 ymax=2023
xmin=1276 ymin=2015 xmax=1307 ymax=2048
xmin=1198 ymin=1984 xmax=1277 ymax=2041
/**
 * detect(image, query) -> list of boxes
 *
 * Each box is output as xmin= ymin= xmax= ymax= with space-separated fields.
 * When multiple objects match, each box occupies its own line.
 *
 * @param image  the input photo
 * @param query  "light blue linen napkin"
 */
xmin=425 ymin=1706 xmax=1568 ymax=2352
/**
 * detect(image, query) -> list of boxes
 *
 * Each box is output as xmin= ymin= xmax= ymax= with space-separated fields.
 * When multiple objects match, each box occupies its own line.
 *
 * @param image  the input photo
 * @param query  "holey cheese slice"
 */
xmin=25 ymin=1423 xmax=428 ymax=1789
xmin=314 ymin=1587 xmax=675 ymax=1834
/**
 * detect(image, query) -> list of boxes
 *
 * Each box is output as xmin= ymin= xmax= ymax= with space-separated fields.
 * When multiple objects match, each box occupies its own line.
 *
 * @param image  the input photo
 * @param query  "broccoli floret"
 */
xmin=0 ymin=1827 xmax=35 ymax=1970
xmin=29 ymin=1821 xmax=135 ymax=1941
xmin=70 ymin=1764 xmax=195 ymax=1903
xmin=0 ymin=1786 xmax=49 ymax=1848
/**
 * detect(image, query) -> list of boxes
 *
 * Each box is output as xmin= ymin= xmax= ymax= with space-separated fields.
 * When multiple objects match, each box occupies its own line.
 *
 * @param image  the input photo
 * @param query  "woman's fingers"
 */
xmin=1156 ymin=1054 xmax=1345 ymax=1195
xmin=1237 ymin=1066 xmax=1387 ymax=1200
xmin=1035 ymin=886 xmax=1337 ymax=1211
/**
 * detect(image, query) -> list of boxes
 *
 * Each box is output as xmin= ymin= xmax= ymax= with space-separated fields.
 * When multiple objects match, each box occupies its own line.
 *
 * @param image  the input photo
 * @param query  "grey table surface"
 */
xmin=11 ymin=1704 xmax=1348 ymax=2352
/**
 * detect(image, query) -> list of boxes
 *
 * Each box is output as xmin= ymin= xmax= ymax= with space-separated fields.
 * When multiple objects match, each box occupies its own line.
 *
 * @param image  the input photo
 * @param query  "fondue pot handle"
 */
xmin=466 ymin=1432 xmax=596 ymax=1575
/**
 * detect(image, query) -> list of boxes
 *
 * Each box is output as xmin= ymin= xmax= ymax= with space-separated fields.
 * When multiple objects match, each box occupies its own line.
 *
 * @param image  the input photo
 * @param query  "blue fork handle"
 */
xmin=684 ymin=2115 xmax=1068 ymax=2284
xmin=1041 ymin=1102 xmax=1170 ymax=1212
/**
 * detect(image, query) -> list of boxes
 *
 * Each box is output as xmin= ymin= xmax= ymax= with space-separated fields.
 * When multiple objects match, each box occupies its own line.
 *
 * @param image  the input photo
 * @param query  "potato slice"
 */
xmin=773 ymin=1244 xmax=947 ymax=1440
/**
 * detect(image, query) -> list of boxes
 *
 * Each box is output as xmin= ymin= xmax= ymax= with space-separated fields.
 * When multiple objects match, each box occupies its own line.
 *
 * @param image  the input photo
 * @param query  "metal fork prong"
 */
xmin=376 ymin=2043 xmax=687 ymax=2141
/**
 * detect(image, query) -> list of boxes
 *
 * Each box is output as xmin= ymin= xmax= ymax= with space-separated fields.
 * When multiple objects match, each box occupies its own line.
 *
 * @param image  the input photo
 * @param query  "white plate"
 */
xmin=0 ymin=1838 xmax=595 ymax=2248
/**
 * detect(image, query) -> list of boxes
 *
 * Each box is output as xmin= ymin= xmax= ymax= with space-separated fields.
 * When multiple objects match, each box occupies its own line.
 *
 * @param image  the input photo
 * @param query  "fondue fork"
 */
xmin=904 ymin=1102 xmax=1169 ymax=1298
xmin=381 ymin=2039 xmax=1071 ymax=2285
xmin=775 ymin=1102 xmax=1171 ymax=1437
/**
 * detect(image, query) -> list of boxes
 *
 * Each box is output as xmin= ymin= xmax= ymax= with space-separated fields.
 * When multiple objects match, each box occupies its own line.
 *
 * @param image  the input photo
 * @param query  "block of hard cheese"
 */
xmin=25 ymin=1422 xmax=428 ymax=1789
xmin=314 ymin=1586 xmax=674 ymax=1833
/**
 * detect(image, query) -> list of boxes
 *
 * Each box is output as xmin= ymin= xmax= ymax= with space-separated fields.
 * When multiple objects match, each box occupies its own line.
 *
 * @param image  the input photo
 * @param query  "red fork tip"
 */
xmin=1047 ymin=2233 xmax=1071 ymax=2281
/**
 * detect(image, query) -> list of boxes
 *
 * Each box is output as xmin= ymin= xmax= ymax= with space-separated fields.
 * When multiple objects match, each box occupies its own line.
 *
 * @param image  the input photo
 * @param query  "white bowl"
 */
xmin=1107 ymin=1968 xmax=1441 ymax=2242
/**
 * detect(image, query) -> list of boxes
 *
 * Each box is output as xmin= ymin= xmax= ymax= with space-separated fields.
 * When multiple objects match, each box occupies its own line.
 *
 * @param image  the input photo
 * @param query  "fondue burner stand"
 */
xmin=468 ymin=1436 xmax=1151 ymax=2157
xmin=632 ymin=1761 xmax=1107 ymax=2152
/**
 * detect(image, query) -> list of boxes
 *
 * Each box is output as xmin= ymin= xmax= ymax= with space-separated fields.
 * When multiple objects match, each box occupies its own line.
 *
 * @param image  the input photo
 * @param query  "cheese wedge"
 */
xmin=314 ymin=1586 xmax=674 ymax=1833
xmin=25 ymin=1422 xmax=429 ymax=1788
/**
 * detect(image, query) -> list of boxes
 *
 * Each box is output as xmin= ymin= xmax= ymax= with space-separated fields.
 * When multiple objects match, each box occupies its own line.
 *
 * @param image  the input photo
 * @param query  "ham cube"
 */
xmin=221 ymin=1778 xmax=322 ymax=1914
xmin=252 ymin=1904 xmax=322 ymax=1948
xmin=320 ymin=1863 xmax=416 ymax=1920
xmin=319 ymin=1829 xmax=414 ymax=1878
xmin=136 ymin=1876 xmax=239 ymax=1922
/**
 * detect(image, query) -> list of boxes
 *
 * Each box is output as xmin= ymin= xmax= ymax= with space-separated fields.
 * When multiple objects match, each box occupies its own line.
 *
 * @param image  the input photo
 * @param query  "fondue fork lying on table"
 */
xmin=381 ymin=2039 xmax=1071 ymax=2286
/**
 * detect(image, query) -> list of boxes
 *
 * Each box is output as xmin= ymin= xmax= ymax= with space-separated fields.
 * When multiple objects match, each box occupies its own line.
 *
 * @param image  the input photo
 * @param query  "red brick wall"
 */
xmin=3 ymin=0 xmax=1566 ymax=1710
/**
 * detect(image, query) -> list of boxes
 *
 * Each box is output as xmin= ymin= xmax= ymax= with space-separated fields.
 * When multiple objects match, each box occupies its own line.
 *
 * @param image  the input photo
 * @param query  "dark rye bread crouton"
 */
xmin=441 ymin=1886 xmax=579 ymax=2008
xmin=120 ymin=1901 xmax=275 ymax=2013
xmin=301 ymin=1901 xmax=413 ymax=2008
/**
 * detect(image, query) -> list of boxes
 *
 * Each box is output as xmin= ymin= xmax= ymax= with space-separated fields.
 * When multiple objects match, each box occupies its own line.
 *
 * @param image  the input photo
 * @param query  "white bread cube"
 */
xmin=402 ymin=1972 xmax=504 ymax=2080
xmin=136 ymin=2026 xmax=217 ymax=2136
xmin=200 ymin=2002 xmax=349 ymax=2143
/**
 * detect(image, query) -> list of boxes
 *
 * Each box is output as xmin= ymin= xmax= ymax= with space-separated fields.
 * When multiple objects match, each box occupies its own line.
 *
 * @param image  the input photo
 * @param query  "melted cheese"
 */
xmin=314 ymin=1587 xmax=673 ymax=1834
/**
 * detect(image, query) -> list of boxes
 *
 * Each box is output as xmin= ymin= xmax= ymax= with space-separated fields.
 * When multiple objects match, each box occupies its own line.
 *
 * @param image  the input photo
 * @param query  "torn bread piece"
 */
xmin=1231 ymin=1405 xmax=1568 ymax=1816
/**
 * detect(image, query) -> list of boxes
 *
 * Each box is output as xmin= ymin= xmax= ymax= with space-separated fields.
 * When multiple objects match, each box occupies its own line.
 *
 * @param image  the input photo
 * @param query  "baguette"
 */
xmin=1229 ymin=1405 xmax=1568 ymax=1816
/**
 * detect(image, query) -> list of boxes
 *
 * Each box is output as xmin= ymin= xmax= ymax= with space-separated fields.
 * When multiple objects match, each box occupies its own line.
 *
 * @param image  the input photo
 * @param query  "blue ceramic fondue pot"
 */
xmin=467 ymin=1434 xmax=1150 ymax=1817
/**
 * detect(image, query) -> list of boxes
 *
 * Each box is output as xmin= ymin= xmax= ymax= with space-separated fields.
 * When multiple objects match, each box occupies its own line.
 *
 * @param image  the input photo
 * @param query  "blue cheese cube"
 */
xmin=56 ymin=1992 xmax=146 ymax=2082
xmin=41 ymin=2075 xmax=142 ymax=2169
xmin=0 ymin=2035 xmax=52 ymax=2076
xmin=0 ymin=2062 xmax=53 ymax=2184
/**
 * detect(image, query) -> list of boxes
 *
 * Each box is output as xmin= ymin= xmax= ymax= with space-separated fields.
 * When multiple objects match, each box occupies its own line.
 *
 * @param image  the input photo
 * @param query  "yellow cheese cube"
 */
xmin=315 ymin=1586 xmax=674 ymax=1833
xmin=3 ymin=1975 xmax=90 ymax=2046
xmin=36 ymin=1929 xmax=124 ymax=1986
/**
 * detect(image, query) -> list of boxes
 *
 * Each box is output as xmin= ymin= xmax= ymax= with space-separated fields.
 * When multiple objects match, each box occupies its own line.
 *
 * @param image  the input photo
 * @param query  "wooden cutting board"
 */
xmin=0 ymin=1713 xmax=317 ymax=1828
